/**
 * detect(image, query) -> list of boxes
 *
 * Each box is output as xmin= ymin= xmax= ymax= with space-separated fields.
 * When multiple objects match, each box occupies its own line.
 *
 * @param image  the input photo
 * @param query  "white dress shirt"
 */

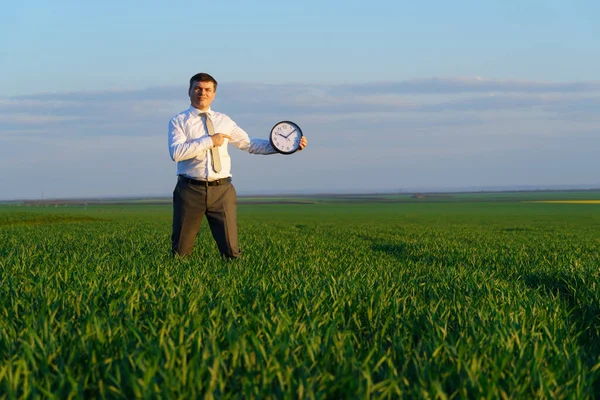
xmin=168 ymin=106 xmax=276 ymax=180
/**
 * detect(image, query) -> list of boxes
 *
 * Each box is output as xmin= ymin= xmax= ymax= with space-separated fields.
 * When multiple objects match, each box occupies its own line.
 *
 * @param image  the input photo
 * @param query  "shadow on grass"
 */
xmin=524 ymin=272 xmax=600 ymax=391
xmin=366 ymin=233 xmax=600 ymax=392
xmin=369 ymin=241 xmax=453 ymax=266
xmin=358 ymin=233 xmax=431 ymax=264
xmin=371 ymin=243 xmax=600 ymax=360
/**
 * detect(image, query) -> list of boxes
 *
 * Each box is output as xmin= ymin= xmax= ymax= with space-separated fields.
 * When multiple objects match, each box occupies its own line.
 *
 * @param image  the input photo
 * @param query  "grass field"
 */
xmin=1 ymin=192 xmax=600 ymax=398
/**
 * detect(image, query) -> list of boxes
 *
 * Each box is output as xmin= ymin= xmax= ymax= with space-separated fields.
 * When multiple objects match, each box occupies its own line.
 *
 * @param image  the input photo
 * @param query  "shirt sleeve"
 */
xmin=168 ymin=118 xmax=213 ymax=162
xmin=227 ymin=119 xmax=278 ymax=155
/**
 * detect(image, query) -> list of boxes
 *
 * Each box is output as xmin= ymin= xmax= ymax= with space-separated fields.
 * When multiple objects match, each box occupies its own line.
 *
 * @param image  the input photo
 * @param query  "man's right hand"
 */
xmin=211 ymin=134 xmax=232 ymax=147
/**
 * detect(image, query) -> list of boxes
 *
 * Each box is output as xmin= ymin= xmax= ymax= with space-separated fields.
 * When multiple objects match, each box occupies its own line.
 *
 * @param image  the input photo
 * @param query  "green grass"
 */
xmin=1 ymin=195 xmax=599 ymax=398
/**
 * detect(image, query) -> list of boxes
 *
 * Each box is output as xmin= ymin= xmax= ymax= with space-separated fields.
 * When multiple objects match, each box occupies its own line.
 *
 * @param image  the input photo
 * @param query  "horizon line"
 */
xmin=2 ymin=185 xmax=600 ymax=203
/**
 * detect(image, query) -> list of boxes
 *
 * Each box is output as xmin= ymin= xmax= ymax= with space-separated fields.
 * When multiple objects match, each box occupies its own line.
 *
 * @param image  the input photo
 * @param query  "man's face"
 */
xmin=189 ymin=80 xmax=216 ymax=110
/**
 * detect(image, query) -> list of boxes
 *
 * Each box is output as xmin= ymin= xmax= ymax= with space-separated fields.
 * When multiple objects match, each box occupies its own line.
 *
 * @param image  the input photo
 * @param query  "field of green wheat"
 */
xmin=1 ymin=194 xmax=599 ymax=398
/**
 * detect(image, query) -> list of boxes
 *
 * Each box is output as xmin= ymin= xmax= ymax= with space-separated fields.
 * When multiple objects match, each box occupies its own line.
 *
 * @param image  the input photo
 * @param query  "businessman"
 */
xmin=168 ymin=72 xmax=308 ymax=259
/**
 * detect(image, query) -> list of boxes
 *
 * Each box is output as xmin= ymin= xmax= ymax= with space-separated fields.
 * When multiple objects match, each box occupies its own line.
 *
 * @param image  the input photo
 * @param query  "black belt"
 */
xmin=178 ymin=175 xmax=231 ymax=186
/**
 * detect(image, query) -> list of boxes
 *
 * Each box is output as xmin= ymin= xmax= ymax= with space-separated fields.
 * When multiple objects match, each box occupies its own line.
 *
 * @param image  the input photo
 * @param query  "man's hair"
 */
xmin=189 ymin=73 xmax=218 ymax=91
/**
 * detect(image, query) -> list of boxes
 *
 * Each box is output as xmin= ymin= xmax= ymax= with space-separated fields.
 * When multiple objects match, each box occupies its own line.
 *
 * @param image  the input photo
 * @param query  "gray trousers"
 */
xmin=171 ymin=178 xmax=241 ymax=259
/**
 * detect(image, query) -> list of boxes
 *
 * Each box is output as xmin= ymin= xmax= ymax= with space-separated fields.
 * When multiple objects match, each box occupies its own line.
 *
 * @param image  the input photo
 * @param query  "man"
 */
xmin=168 ymin=72 xmax=308 ymax=259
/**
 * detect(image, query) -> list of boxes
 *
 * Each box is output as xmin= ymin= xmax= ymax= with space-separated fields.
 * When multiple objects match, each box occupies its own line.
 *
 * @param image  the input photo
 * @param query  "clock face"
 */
xmin=270 ymin=121 xmax=303 ymax=154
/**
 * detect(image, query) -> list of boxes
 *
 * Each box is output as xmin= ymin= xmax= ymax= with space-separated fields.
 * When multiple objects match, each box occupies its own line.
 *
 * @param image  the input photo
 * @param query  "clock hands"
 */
xmin=276 ymin=132 xmax=290 ymax=141
xmin=277 ymin=128 xmax=298 ymax=141
xmin=284 ymin=129 xmax=297 ymax=138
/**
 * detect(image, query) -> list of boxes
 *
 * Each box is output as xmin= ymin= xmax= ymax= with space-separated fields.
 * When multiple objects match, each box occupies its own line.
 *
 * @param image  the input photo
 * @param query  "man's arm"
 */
xmin=227 ymin=121 xmax=278 ymax=155
xmin=168 ymin=119 xmax=213 ymax=162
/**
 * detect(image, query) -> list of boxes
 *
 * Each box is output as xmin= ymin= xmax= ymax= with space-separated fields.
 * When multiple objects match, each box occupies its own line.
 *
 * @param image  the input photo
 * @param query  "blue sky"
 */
xmin=1 ymin=0 xmax=599 ymax=199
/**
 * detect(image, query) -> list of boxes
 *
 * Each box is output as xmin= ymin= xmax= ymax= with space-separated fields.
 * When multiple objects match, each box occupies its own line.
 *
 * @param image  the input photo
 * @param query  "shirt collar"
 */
xmin=189 ymin=105 xmax=214 ymax=118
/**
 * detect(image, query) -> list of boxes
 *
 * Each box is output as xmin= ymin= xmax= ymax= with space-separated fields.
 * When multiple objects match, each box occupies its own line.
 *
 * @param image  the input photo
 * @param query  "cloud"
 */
xmin=330 ymin=77 xmax=600 ymax=95
xmin=0 ymin=76 xmax=599 ymax=199
xmin=0 ymin=114 xmax=81 ymax=124
xmin=4 ymin=77 xmax=599 ymax=125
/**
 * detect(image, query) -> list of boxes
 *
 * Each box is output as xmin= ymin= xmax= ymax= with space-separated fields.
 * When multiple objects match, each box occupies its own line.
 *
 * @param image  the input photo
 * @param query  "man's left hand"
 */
xmin=299 ymin=136 xmax=308 ymax=151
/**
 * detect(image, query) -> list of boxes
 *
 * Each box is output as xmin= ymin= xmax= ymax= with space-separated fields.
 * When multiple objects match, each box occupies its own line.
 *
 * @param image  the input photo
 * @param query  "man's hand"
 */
xmin=298 ymin=136 xmax=308 ymax=150
xmin=211 ymin=134 xmax=232 ymax=147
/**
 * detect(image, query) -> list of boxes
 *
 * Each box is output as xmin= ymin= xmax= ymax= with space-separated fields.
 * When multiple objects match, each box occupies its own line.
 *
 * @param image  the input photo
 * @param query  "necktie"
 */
xmin=200 ymin=112 xmax=222 ymax=173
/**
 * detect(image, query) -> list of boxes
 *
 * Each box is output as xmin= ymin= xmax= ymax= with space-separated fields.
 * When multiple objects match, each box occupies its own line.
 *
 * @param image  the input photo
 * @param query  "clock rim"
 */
xmin=269 ymin=120 xmax=304 ymax=155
